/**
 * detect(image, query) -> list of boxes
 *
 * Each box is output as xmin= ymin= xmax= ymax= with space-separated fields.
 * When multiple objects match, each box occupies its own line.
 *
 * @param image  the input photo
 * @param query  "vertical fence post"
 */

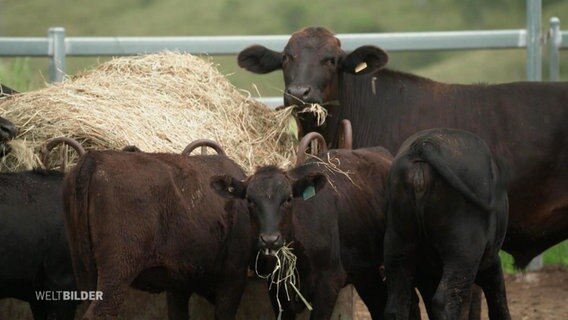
xmin=549 ymin=17 xmax=561 ymax=81
xmin=48 ymin=27 xmax=66 ymax=82
xmin=526 ymin=0 xmax=542 ymax=81
xmin=525 ymin=0 xmax=544 ymax=271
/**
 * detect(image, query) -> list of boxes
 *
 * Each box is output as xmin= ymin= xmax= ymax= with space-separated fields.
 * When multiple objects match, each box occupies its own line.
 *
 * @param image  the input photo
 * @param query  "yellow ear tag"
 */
xmin=302 ymin=185 xmax=316 ymax=200
xmin=355 ymin=62 xmax=367 ymax=73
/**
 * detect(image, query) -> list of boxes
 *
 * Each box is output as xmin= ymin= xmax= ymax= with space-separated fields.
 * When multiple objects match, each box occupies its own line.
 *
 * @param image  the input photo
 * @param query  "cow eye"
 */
xmin=322 ymin=57 xmax=336 ymax=66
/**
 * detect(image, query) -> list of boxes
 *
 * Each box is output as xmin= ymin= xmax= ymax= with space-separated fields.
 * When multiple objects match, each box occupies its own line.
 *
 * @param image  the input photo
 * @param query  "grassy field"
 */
xmin=0 ymin=1 xmax=566 ymax=269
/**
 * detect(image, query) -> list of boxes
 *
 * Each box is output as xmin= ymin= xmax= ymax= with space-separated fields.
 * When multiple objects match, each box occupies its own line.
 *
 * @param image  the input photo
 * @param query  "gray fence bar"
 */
xmin=0 ymin=38 xmax=49 ymax=56
xmin=0 ymin=28 xmax=533 ymax=95
xmin=63 ymin=30 xmax=528 ymax=57
xmin=527 ymin=0 xmax=542 ymax=81
xmin=48 ymin=27 xmax=66 ymax=82
xmin=549 ymin=17 xmax=561 ymax=81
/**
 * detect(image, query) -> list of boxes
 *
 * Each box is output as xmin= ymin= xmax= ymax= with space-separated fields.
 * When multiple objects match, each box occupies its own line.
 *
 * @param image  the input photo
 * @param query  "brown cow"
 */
xmin=237 ymin=26 xmax=568 ymax=268
xmin=63 ymin=140 xmax=252 ymax=319
xmin=211 ymin=133 xmax=418 ymax=319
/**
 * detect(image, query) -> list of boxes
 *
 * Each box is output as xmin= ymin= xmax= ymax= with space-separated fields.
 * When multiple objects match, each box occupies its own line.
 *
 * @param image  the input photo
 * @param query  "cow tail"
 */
xmin=66 ymin=154 xmax=98 ymax=292
xmin=419 ymin=143 xmax=493 ymax=212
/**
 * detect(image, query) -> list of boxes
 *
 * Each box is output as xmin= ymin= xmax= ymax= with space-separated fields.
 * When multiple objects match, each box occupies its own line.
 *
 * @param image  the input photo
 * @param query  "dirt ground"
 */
xmin=1 ymin=265 xmax=566 ymax=319
xmin=355 ymin=265 xmax=568 ymax=320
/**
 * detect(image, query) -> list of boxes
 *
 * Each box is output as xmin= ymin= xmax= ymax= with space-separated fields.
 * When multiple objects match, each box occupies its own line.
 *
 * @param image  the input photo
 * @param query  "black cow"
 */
xmin=0 ymin=115 xmax=18 ymax=157
xmin=237 ymin=26 xmax=568 ymax=268
xmin=0 ymin=84 xmax=18 ymax=97
xmin=0 ymin=137 xmax=85 ymax=320
xmin=0 ymin=85 xmax=20 ymax=156
xmin=212 ymin=133 xmax=406 ymax=319
xmin=63 ymin=140 xmax=252 ymax=319
xmin=384 ymin=128 xmax=510 ymax=320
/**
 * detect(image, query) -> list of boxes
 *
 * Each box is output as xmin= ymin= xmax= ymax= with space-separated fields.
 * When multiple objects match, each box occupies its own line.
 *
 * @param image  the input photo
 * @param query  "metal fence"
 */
xmin=1 ymin=0 xmax=566 ymax=107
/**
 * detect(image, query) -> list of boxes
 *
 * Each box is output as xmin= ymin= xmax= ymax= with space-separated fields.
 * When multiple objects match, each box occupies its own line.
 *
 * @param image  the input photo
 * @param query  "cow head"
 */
xmin=0 ymin=116 xmax=17 ymax=157
xmin=238 ymin=26 xmax=389 ymax=107
xmin=211 ymin=165 xmax=326 ymax=255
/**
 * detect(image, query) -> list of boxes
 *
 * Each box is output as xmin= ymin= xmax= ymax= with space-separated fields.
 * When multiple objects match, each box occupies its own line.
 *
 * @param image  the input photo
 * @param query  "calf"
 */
xmin=212 ymin=132 xmax=398 ymax=319
xmin=0 ymin=137 xmax=85 ymax=320
xmin=63 ymin=140 xmax=252 ymax=319
xmin=384 ymin=128 xmax=510 ymax=320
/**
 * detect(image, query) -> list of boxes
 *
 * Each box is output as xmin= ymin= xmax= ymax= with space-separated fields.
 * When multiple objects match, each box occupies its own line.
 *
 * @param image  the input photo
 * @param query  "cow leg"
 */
xmin=384 ymin=231 xmax=417 ymax=320
xmin=475 ymin=256 xmax=511 ymax=320
xmin=213 ymin=276 xmax=247 ymax=320
xmin=352 ymin=271 xmax=387 ymax=319
xmin=45 ymin=301 xmax=78 ymax=320
xmin=29 ymin=301 xmax=47 ymax=320
xmin=431 ymin=262 xmax=477 ymax=320
xmin=416 ymin=276 xmax=439 ymax=320
xmin=468 ymin=285 xmax=483 ymax=320
xmin=166 ymin=290 xmax=191 ymax=320
xmin=308 ymin=271 xmax=345 ymax=320
xmin=81 ymin=274 xmax=133 ymax=319
xmin=82 ymin=254 xmax=143 ymax=319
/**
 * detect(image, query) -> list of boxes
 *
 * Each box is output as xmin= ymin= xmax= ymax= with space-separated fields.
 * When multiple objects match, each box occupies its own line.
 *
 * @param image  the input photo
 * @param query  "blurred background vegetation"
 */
xmin=0 ymin=0 xmax=566 ymax=271
xmin=1 ymin=0 xmax=567 ymax=93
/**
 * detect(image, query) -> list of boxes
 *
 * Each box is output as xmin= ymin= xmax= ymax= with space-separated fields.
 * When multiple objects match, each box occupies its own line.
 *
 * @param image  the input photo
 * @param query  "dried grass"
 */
xmin=0 ymin=51 xmax=297 ymax=173
xmin=305 ymin=152 xmax=358 ymax=192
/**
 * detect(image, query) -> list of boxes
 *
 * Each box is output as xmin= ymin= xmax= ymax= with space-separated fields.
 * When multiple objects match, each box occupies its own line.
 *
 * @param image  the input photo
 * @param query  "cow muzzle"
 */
xmin=259 ymin=232 xmax=284 ymax=256
xmin=284 ymin=84 xmax=320 ymax=106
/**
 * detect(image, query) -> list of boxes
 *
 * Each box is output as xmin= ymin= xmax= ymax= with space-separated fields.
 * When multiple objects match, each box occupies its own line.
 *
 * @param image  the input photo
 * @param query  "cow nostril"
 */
xmin=302 ymin=87 xmax=311 ymax=98
xmin=260 ymin=233 xmax=281 ymax=247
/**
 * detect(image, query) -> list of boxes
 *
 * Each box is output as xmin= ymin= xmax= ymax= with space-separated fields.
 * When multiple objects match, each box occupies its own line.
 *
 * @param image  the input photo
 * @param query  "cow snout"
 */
xmin=285 ymin=85 xmax=314 ymax=105
xmin=259 ymin=232 xmax=283 ymax=250
xmin=0 ymin=121 xmax=17 ymax=141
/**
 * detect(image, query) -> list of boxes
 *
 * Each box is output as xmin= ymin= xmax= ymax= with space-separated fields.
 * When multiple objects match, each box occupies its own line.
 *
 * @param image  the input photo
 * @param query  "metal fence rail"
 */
xmin=0 ymin=28 xmax=532 ymax=82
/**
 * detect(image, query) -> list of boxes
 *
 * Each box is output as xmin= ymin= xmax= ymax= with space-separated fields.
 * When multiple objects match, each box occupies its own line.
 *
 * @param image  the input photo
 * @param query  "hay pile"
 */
xmin=0 ymin=51 xmax=297 ymax=173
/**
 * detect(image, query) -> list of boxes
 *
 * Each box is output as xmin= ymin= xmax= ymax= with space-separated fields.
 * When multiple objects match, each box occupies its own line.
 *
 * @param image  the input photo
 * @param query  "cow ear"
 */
xmin=340 ymin=45 xmax=388 ymax=75
xmin=210 ymin=175 xmax=247 ymax=199
xmin=238 ymin=45 xmax=283 ymax=74
xmin=291 ymin=173 xmax=327 ymax=200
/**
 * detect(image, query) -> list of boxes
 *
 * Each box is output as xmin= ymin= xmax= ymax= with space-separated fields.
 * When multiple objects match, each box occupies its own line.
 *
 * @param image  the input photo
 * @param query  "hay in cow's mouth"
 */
xmin=0 ymin=51 xmax=297 ymax=173
xmin=296 ymin=103 xmax=328 ymax=127
xmin=254 ymin=243 xmax=312 ymax=318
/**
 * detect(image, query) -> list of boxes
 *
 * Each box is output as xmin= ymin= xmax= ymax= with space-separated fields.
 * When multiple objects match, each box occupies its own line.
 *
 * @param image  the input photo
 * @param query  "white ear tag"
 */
xmin=302 ymin=185 xmax=316 ymax=200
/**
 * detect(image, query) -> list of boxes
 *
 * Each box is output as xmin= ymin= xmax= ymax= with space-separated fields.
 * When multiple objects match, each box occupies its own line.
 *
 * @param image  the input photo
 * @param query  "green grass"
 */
xmin=500 ymin=240 xmax=568 ymax=274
